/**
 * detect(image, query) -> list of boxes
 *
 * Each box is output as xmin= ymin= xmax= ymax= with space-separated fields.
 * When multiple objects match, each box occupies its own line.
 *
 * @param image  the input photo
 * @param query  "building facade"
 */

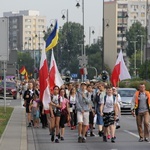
xmin=104 ymin=0 xmax=149 ymax=71
xmin=3 ymin=10 xmax=46 ymax=51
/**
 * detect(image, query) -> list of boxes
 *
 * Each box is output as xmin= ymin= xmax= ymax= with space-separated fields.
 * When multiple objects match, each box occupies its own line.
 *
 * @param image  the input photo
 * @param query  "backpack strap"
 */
xmin=104 ymin=95 xmax=115 ymax=105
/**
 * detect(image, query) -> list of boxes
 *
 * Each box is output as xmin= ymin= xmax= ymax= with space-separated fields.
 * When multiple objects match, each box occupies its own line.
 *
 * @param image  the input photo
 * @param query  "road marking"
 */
xmin=124 ymin=130 xmax=139 ymax=138
xmin=124 ymin=130 xmax=150 ymax=144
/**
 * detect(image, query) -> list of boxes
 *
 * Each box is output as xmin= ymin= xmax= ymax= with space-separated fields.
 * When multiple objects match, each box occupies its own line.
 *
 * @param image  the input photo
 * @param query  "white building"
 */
xmin=104 ymin=0 xmax=149 ymax=70
xmin=3 ymin=10 xmax=46 ymax=51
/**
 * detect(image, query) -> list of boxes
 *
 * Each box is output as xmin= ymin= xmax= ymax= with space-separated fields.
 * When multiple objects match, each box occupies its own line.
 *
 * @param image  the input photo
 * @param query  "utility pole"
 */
xmin=130 ymin=41 xmax=137 ymax=77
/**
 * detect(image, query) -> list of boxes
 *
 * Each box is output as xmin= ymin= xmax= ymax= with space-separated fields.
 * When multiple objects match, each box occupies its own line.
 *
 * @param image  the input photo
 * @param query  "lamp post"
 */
xmin=76 ymin=0 xmax=88 ymax=81
xmin=89 ymin=26 xmax=95 ymax=46
xmin=145 ymin=0 xmax=149 ymax=79
xmin=102 ymin=0 xmax=104 ymax=70
xmin=137 ymin=35 xmax=144 ymax=65
xmin=76 ymin=0 xmax=85 ymax=56
xmin=88 ymin=66 xmax=97 ymax=79
xmin=61 ymin=9 xmax=70 ymax=68
xmin=130 ymin=41 xmax=137 ymax=77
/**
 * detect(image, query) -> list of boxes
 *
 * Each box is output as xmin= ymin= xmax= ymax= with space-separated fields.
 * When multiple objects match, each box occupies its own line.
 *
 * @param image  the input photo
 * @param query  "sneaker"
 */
xmin=111 ymin=137 xmax=115 ymax=143
xmin=103 ymin=136 xmax=107 ymax=142
xmin=90 ymin=132 xmax=96 ymax=137
xmin=99 ymin=131 xmax=103 ymax=137
xmin=55 ymin=139 xmax=59 ymax=143
xmin=51 ymin=135 xmax=54 ymax=142
xmin=61 ymin=137 xmax=64 ymax=141
xmin=82 ymin=137 xmax=86 ymax=143
xmin=139 ymin=138 xmax=143 ymax=142
xmin=107 ymin=135 xmax=111 ymax=139
xmin=78 ymin=136 xmax=82 ymax=143
xmin=116 ymin=125 xmax=120 ymax=129
xmin=144 ymin=138 xmax=149 ymax=142
xmin=71 ymin=126 xmax=74 ymax=130
xmin=27 ymin=123 xmax=32 ymax=127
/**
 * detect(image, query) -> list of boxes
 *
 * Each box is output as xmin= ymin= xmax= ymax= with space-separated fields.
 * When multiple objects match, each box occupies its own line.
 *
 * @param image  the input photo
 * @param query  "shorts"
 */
xmin=96 ymin=112 xmax=104 ymax=125
xmin=103 ymin=111 xmax=115 ymax=127
xmin=53 ymin=109 xmax=61 ymax=117
xmin=77 ymin=111 xmax=89 ymax=126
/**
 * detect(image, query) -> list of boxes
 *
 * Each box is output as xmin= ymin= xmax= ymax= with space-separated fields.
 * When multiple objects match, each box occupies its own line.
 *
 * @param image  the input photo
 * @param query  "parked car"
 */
xmin=0 ymin=81 xmax=17 ymax=99
xmin=117 ymin=88 xmax=136 ymax=113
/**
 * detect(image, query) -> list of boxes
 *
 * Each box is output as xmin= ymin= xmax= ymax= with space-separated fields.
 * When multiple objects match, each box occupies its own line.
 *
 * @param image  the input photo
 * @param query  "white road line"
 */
xmin=124 ymin=130 xmax=139 ymax=138
xmin=124 ymin=130 xmax=150 ymax=143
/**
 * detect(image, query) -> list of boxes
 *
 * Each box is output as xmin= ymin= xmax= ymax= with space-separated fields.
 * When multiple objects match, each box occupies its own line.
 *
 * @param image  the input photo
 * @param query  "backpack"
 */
xmin=104 ymin=95 xmax=116 ymax=105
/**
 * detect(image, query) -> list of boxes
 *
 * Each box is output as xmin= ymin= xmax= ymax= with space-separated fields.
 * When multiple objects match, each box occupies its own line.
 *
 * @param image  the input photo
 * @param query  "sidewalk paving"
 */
xmin=0 ymin=107 xmax=28 ymax=150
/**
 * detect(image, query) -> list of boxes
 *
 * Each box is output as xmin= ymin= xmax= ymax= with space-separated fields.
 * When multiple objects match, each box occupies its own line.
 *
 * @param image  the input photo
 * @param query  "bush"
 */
xmin=119 ymin=79 xmax=150 ymax=91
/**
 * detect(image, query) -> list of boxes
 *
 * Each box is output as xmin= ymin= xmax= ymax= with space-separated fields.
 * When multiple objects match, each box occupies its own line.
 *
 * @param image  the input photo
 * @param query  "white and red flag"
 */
xmin=39 ymin=48 xmax=51 ymax=110
xmin=49 ymin=50 xmax=64 ymax=91
xmin=110 ymin=50 xmax=131 ymax=87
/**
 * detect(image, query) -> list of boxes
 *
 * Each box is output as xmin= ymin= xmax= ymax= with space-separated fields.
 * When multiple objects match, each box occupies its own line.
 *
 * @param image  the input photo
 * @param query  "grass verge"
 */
xmin=0 ymin=107 xmax=14 ymax=138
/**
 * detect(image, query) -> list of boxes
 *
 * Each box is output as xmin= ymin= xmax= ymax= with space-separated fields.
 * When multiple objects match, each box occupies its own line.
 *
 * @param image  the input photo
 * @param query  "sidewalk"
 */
xmin=0 ymin=107 xmax=27 ymax=150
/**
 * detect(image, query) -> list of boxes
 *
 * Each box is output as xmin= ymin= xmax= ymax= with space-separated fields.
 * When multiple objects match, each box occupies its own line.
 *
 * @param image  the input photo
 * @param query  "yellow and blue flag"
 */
xmin=46 ymin=20 xmax=58 ymax=52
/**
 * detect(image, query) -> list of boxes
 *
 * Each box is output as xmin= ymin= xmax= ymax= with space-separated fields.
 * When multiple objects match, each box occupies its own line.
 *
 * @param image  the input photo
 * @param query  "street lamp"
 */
xmin=137 ymin=35 xmax=144 ymax=65
xmin=75 ymin=0 xmax=85 ymax=56
xmin=130 ymin=41 xmax=137 ymax=77
xmin=50 ymin=19 xmax=55 ymax=28
xmin=88 ymin=66 xmax=97 ymax=79
xmin=89 ymin=26 xmax=95 ymax=46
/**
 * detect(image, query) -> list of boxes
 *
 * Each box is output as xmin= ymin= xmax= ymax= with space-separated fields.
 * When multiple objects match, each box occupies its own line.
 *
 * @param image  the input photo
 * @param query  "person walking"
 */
xmin=69 ymin=87 xmax=77 ymax=130
xmin=23 ymin=82 xmax=34 ymax=127
xmin=131 ymin=83 xmax=150 ymax=142
xmin=76 ymin=82 xmax=90 ymax=143
xmin=49 ymin=86 xmax=62 ymax=143
xmin=59 ymin=88 xmax=70 ymax=140
xmin=95 ymin=82 xmax=106 ymax=137
xmin=100 ymin=86 xmax=118 ymax=143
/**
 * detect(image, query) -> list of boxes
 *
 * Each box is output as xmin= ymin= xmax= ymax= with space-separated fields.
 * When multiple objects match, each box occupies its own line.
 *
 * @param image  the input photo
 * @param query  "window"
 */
xmin=25 ymin=25 xmax=31 ymax=28
xmin=38 ymin=19 xmax=44 ymax=22
xmin=25 ymin=19 xmax=31 ymax=22
xmin=141 ymin=12 xmax=145 ymax=17
xmin=25 ymin=31 xmax=31 ymax=34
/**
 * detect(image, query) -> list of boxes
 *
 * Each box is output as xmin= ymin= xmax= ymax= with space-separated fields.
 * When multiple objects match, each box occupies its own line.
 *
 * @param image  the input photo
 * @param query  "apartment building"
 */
xmin=104 ymin=0 xmax=149 ymax=71
xmin=3 ymin=10 xmax=46 ymax=51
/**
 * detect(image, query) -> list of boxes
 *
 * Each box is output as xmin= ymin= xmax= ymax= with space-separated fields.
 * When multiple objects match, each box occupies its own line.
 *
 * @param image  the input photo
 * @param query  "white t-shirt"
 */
xmin=101 ymin=95 xmax=117 ymax=113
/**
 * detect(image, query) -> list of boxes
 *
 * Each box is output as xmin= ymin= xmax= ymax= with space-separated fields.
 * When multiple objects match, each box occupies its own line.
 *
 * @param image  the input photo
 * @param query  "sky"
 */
xmin=0 ymin=0 xmax=104 ymax=44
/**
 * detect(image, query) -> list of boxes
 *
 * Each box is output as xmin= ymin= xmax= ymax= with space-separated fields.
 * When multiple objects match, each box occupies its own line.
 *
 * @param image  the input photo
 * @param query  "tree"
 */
xmin=126 ymin=22 xmax=146 ymax=57
xmin=139 ymin=60 xmax=150 ymax=79
xmin=17 ymin=51 xmax=34 ymax=76
xmin=129 ymin=50 xmax=142 ymax=77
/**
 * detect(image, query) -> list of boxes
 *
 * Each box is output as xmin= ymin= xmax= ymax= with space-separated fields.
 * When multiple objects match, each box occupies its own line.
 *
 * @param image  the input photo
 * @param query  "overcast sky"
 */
xmin=0 ymin=0 xmax=104 ymax=44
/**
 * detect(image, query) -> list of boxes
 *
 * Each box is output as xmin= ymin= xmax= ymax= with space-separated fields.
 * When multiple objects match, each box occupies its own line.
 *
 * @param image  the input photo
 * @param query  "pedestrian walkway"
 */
xmin=0 ymin=107 xmax=27 ymax=150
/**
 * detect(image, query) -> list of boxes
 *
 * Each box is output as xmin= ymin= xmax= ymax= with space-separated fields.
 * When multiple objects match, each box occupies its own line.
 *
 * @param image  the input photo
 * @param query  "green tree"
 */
xmin=126 ymin=22 xmax=146 ymax=57
xmin=129 ymin=50 xmax=142 ymax=77
xmin=139 ymin=60 xmax=150 ymax=79
xmin=17 ymin=52 xmax=34 ymax=76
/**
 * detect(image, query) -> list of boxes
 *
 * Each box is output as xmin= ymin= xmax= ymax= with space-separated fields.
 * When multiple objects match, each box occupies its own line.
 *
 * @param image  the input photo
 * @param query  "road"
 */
xmin=27 ymin=115 xmax=150 ymax=150
xmin=0 ymin=97 xmax=149 ymax=150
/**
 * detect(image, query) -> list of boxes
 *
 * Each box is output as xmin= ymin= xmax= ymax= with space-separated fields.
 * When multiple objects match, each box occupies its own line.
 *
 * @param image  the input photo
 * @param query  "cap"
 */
xmin=112 ymin=87 xmax=116 ymax=90
xmin=81 ymin=82 xmax=86 ymax=85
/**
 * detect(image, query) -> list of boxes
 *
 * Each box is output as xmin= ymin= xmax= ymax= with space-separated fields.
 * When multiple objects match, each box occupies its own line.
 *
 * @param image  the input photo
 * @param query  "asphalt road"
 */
xmin=27 ymin=115 xmax=150 ymax=150
xmin=1 ymin=96 xmax=149 ymax=150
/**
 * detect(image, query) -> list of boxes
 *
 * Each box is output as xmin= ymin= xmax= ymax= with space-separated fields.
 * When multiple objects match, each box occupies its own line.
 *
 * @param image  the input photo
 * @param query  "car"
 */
xmin=0 ymin=81 xmax=17 ymax=99
xmin=117 ymin=88 xmax=136 ymax=114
